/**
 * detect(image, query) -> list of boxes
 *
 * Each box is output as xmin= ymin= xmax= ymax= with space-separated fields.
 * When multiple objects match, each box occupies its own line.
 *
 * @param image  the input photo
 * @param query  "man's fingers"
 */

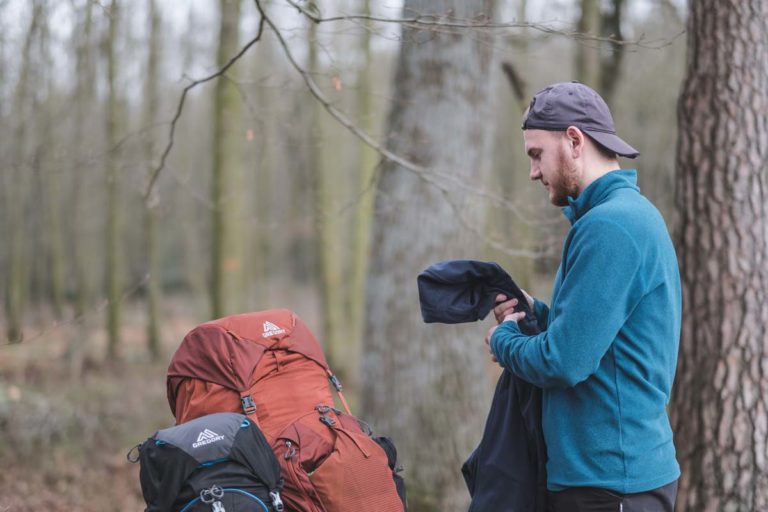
xmin=494 ymin=298 xmax=519 ymax=323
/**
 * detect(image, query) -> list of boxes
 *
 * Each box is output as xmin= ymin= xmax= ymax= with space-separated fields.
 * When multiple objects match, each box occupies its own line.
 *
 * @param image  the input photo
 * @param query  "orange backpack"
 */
xmin=167 ymin=309 xmax=406 ymax=512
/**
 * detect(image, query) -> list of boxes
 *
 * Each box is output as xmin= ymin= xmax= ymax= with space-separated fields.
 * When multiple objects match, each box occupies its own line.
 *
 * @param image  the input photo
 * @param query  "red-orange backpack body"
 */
xmin=167 ymin=309 xmax=406 ymax=512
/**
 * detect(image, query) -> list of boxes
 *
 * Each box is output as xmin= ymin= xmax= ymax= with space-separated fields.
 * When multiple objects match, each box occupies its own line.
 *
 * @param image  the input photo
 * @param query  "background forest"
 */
xmin=1 ymin=0 xmax=765 ymax=511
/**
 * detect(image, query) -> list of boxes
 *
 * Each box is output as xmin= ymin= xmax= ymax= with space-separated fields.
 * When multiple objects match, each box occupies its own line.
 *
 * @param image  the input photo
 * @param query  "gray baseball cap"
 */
xmin=522 ymin=81 xmax=639 ymax=159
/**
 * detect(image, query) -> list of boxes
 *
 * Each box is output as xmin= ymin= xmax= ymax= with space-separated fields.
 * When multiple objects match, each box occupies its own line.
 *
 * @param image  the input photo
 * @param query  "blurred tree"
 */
xmin=309 ymin=14 xmax=347 ymax=372
xmin=144 ymin=0 xmax=162 ymax=358
xmin=361 ymin=1 xmax=498 ymax=510
xmin=70 ymin=0 xmax=95 ymax=321
xmin=104 ymin=0 xmax=122 ymax=359
xmin=575 ymin=0 xmax=625 ymax=105
xmin=4 ymin=0 xmax=43 ymax=343
xmin=671 ymin=0 xmax=768 ymax=509
xmin=575 ymin=0 xmax=600 ymax=88
xmin=178 ymin=5 xmax=209 ymax=305
xmin=34 ymin=0 xmax=65 ymax=319
xmin=599 ymin=0 xmax=625 ymax=105
xmin=210 ymin=0 xmax=245 ymax=318
xmin=348 ymin=0 xmax=378 ymax=388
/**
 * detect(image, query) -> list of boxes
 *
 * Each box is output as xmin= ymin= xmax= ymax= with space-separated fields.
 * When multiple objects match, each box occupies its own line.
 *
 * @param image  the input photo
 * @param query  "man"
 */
xmin=486 ymin=81 xmax=681 ymax=512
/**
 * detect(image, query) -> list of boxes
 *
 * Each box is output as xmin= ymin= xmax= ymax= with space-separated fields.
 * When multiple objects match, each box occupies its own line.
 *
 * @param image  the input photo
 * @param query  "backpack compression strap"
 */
xmin=237 ymin=368 xmax=351 ymax=420
xmin=327 ymin=369 xmax=352 ymax=415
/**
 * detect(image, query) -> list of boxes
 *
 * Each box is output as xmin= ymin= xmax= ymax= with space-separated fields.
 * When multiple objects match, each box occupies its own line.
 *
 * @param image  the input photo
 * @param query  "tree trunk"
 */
xmin=308 ymin=19 xmax=348 ymax=374
xmin=210 ymin=0 xmax=244 ymax=318
xmin=362 ymin=1 xmax=498 ymax=510
xmin=671 ymin=1 xmax=768 ymax=510
xmin=70 ymin=0 xmax=95 ymax=321
xmin=575 ymin=0 xmax=601 ymax=89
xmin=4 ymin=0 xmax=42 ymax=342
xmin=179 ymin=5 xmax=208 ymax=308
xmin=347 ymin=0 xmax=378 ymax=389
xmin=599 ymin=0 xmax=625 ymax=106
xmin=144 ymin=0 xmax=162 ymax=359
xmin=34 ymin=0 xmax=65 ymax=319
xmin=105 ymin=0 xmax=122 ymax=359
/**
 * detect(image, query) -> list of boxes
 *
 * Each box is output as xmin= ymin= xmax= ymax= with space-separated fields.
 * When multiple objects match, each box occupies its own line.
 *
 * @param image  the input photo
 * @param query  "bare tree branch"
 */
xmin=256 ymin=0 xmax=560 ymax=258
xmin=257 ymin=0 xmax=562 ymax=226
xmin=143 ymin=16 xmax=266 ymax=201
xmin=285 ymin=0 xmax=684 ymax=50
xmin=501 ymin=61 xmax=528 ymax=110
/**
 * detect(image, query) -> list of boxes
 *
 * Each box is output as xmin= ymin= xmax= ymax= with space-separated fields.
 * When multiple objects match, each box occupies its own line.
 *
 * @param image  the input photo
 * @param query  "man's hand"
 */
xmin=493 ymin=291 xmax=534 ymax=324
xmin=485 ymin=310 xmax=525 ymax=363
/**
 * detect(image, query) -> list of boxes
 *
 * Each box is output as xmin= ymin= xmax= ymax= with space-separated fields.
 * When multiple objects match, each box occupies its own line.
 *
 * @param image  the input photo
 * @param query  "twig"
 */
xmin=256 ymin=0 xmax=556 ymax=227
xmin=285 ymin=0 xmax=684 ymax=50
xmin=143 ymin=16 xmax=266 ymax=201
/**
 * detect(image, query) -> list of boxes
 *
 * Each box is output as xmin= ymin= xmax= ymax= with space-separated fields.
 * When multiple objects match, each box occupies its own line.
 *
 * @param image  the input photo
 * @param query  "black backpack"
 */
xmin=132 ymin=412 xmax=284 ymax=512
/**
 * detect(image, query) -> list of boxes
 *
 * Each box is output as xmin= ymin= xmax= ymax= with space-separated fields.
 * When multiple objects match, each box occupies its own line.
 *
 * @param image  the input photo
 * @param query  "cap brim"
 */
xmin=583 ymin=130 xmax=640 ymax=159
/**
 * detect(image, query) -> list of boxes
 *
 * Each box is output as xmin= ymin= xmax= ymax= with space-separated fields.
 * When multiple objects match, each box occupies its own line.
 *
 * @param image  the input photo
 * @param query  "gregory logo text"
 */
xmin=192 ymin=429 xmax=225 ymax=448
xmin=262 ymin=321 xmax=286 ymax=338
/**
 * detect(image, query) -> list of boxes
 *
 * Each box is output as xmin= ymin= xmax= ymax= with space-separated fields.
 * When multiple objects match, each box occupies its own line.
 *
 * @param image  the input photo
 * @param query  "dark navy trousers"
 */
xmin=547 ymin=480 xmax=677 ymax=512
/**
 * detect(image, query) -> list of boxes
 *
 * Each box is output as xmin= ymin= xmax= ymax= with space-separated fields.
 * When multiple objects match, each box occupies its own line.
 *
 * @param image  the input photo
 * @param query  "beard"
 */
xmin=548 ymin=145 xmax=581 ymax=207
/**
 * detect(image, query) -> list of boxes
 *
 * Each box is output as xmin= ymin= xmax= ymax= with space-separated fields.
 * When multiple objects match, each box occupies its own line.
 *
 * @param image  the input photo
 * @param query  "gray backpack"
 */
xmin=132 ymin=412 xmax=284 ymax=512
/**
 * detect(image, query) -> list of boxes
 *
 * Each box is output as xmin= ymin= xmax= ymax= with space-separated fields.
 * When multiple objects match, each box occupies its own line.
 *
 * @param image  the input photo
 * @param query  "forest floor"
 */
xmin=0 ymin=300 xmax=211 ymax=511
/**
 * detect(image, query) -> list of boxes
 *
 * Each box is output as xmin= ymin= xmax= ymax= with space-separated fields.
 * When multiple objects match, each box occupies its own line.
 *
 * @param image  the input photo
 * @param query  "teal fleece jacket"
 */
xmin=491 ymin=170 xmax=681 ymax=493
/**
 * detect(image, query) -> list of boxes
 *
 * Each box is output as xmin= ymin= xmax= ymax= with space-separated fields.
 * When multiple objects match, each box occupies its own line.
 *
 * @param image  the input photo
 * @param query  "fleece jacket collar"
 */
xmin=562 ymin=169 xmax=639 ymax=224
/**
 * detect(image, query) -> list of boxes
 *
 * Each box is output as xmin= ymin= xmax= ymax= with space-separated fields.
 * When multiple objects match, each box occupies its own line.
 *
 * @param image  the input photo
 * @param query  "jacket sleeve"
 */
xmin=491 ymin=219 xmax=645 ymax=389
xmin=532 ymin=298 xmax=550 ymax=331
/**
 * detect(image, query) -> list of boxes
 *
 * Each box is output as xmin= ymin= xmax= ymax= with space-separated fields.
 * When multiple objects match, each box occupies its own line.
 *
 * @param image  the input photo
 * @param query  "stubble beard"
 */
xmin=549 ymin=146 xmax=580 ymax=207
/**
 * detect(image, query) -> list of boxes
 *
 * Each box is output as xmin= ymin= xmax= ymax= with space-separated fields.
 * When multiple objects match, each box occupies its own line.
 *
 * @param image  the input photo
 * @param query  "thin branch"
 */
xmin=285 ymin=0 xmax=684 ymax=50
xmin=143 ymin=16 xmax=266 ymax=201
xmin=256 ymin=0 xmax=556 ymax=228
xmin=256 ymin=0 xmax=428 ymax=176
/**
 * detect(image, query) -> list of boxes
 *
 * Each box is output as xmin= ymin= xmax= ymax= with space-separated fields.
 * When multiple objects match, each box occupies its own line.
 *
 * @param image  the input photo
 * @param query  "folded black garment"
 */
xmin=417 ymin=259 xmax=547 ymax=512
xmin=417 ymin=259 xmax=539 ymax=334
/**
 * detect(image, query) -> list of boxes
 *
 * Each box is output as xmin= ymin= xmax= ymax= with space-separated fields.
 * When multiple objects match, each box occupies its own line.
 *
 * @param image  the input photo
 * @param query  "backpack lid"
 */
xmin=167 ymin=309 xmax=331 ymax=415
xmin=155 ymin=412 xmax=245 ymax=463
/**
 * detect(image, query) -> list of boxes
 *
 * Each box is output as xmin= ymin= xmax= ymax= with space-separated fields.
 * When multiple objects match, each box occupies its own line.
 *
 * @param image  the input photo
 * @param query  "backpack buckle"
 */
xmin=201 ymin=485 xmax=224 ymax=504
xmin=319 ymin=415 xmax=336 ymax=428
xmin=241 ymin=395 xmax=257 ymax=415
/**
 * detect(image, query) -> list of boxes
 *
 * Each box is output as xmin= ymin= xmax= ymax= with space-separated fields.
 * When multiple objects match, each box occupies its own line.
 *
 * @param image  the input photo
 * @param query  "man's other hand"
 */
xmin=485 ymin=311 xmax=525 ymax=363
xmin=493 ymin=291 xmax=534 ymax=324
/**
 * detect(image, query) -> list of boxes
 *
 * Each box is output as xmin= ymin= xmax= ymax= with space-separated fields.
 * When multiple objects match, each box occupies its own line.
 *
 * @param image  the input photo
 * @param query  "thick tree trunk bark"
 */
xmin=671 ymin=1 xmax=768 ymax=510
xmin=362 ymin=1 xmax=498 ymax=510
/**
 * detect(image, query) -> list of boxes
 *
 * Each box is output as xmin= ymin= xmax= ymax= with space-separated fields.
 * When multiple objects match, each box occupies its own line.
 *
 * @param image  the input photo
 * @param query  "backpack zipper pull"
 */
xmin=270 ymin=490 xmax=284 ymax=511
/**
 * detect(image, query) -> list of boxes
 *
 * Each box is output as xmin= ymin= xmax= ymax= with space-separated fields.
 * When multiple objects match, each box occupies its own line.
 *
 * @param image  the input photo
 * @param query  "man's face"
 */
xmin=523 ymin=129 xmax=580 ymax=207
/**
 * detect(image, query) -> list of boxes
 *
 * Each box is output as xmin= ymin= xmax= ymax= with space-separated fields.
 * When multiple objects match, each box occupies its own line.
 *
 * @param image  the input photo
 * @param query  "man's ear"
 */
xmin=564 ymin=126 xmax=585 ymax=158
